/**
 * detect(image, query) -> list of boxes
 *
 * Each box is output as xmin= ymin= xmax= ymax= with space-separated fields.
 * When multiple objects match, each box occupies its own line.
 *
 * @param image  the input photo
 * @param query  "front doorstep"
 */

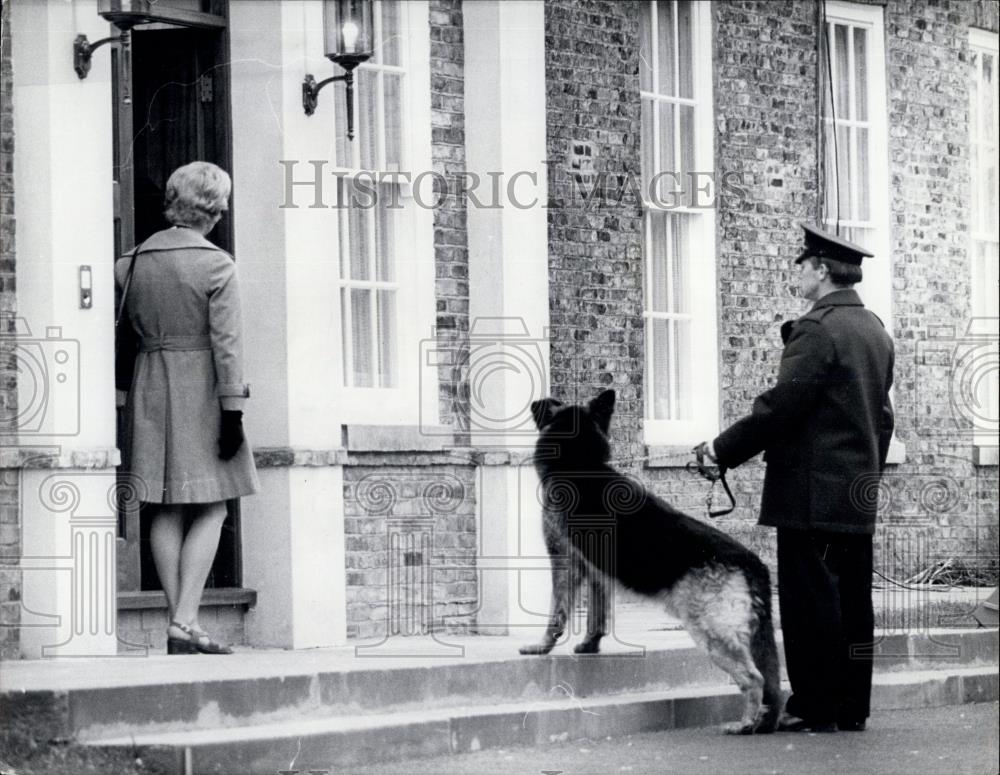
xmin=117 ymin=588 xmax=257 ymax=654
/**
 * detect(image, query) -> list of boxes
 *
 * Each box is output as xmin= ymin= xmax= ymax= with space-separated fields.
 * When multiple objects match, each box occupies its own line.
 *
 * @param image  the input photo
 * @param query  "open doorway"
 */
xmin=113 ymin=12 xmax=241 ymax=595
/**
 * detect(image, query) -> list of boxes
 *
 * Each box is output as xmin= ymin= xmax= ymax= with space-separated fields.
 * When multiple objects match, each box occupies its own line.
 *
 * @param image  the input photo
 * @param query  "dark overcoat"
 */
xmin=712 ymin=289 xmax=894 ymax=534
xmin=115 ymin=226 xmax=260 ymax=504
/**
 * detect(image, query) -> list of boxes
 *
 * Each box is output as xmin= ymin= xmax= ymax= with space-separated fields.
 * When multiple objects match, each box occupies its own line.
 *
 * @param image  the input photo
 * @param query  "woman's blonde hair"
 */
xmin=163 ymin=161 xmax=232 ymax=230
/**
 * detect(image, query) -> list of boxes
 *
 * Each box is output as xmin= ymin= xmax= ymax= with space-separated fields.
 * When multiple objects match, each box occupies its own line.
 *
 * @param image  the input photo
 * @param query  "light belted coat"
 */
xmin=115 ymin=226 xmax=259 ymax=504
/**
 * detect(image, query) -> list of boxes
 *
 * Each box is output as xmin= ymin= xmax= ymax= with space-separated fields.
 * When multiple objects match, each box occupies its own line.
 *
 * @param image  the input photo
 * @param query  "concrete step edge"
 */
xmin=7 ymin=629 xmax=995 ymax=746
xmin=85 ymin=664 xmax=999 ymax=748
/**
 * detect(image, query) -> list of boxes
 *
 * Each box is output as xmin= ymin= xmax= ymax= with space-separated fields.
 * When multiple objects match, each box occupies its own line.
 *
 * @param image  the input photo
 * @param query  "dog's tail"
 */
xmin=747 ymin=562 xmax=781 ymax=731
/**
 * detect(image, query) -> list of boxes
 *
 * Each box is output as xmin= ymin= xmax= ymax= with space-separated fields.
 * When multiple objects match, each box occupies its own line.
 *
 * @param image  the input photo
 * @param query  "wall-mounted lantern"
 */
xmin=302 ymin=0 xmax=374 ymax=140
xmin=73 ymin=1 xmax=156 ymax=80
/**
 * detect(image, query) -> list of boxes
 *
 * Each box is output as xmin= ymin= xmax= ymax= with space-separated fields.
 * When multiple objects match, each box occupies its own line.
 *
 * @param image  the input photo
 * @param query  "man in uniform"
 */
xmin=698 ymin=223 xmax=895 ymax=733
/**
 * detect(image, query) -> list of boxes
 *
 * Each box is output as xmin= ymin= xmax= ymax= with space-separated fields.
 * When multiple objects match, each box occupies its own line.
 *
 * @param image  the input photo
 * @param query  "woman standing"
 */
xmin=116 ymin=161 xmax=259 ymax=655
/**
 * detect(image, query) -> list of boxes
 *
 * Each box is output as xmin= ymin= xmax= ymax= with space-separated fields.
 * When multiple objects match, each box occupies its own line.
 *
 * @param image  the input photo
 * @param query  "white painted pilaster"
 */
xmin=464 ymin=1 xmax=552 ymax=637
xmin=230 ymin=0 xmax=346 ymax=648
xmin=12 ymin=0 xmax=118 ymax=658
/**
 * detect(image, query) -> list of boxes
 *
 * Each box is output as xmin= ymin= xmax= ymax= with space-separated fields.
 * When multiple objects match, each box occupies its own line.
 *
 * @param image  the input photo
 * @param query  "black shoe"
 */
xmin=776 ymin=712 xmax=837 ymax=733
xmin=837 ymin=719 xmax=867 ymax=731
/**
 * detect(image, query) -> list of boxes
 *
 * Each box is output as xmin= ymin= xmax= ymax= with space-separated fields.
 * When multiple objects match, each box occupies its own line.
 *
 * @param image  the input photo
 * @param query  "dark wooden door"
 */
xmin=115 ymin=20 xmax=241 ymax=593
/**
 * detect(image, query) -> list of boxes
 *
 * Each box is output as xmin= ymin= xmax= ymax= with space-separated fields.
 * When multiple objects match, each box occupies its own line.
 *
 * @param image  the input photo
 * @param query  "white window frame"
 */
xmin=328 ymin=0 xmax=437 ymax=426
xmin=969 ymin=28 xmax=999 ymax=450
xmin=640 ymin=0 xmax=719 ymax=446
xmin=821 ymin=1 xmax=891 ymax=329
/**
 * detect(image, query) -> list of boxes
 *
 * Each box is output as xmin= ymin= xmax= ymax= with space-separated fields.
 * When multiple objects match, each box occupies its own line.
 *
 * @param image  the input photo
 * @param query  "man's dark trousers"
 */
xmin=777 ymin=528 xmax=874 ymax=724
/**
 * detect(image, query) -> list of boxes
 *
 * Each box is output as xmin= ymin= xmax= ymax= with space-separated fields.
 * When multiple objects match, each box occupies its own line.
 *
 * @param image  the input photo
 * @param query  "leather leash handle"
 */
xmin=687 ymin=446 xmax=737 ymax=519
xmin=708 ymin=468 xmax=736 ymax=518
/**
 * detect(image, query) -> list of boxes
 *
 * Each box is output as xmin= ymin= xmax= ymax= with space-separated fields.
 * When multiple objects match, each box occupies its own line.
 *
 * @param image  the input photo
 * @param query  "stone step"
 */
xmin=86 ymin=665 xmax=1000 ymax=775
xmin=2 ymin=628 xmax=994 ymax=746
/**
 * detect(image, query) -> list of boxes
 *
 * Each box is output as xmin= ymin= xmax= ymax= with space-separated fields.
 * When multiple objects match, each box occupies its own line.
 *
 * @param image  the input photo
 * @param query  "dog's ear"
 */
xmin=588 ymin=389 xmax=616 ymax=433
xmin=531 ymin=398 xmax=563 ymax=429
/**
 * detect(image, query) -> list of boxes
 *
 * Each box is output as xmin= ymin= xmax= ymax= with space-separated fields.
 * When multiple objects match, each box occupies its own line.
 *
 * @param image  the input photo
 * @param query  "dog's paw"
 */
xmin=723 ymin=721 xmax=757 ymax=736
xmin=573 ymin=639 xmax=602 ymax=654
xmin=519 ymin=642 xmax=555 ymax=656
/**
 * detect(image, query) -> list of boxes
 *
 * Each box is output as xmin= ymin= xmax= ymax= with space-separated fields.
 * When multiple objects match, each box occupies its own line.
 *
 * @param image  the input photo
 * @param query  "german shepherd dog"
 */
xmin=520 ymin=389 xmax=780 ymax=734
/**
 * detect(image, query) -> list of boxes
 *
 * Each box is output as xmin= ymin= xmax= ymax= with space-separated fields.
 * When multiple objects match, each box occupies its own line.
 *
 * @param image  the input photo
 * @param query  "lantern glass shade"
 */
xmin=323 ymin=0 xmax=374 ymax=65
xmin=98 ymin=0 xmax=154 ymax=27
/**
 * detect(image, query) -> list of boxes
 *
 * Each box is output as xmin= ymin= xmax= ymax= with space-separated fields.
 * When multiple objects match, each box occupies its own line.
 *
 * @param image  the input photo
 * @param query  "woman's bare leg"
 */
xmin=148 ymin=505 xmax=184 ymax=619
xmin=172 ymin=501 xmax=228 ymax=628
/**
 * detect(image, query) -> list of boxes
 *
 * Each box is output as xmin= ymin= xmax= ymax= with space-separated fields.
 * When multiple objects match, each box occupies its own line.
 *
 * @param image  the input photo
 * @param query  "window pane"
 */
xmin=984 ymin=53 xmax=996 ymax=142
xmin=988 ymin=158 xmax=998 ymax=230
xmin=377 ymin=289 xmax=397 ymax=387
xmin=829 ymin=123 xmax=850 ymax=221
xmin=383 ymin=72 xmax=403 ymax=171
xmin=649 ymin=318 xmax=692 ymax=420
xmin=679 ymin=103 xmax=695 ymax=206
xmin=380 ymin=0 xmax=401 ymax=66
xmin=823 ymin=122 xmax=851 ymax=223
xmin=349 ymin=191 xmax=371 ymax=280
xmin=648 ymin=211 xmax=669 ymax=311
xmin=341 ymin=287 xmax=351 ymax=385
xmin=853 ymin=27 xmax=868 ymax=121
xmin=350 ymin=288 xmax=374 ymax=387
xmin=375 ymin=183 xmax=396 ymax=281
xmin=856 ymin=126 xmax=870 ymax=221
xmin=677 ymin=0 xmax=694 ymax=98
xmin=658 ymin=101 xmax=675 ymax=197
xmin=670 ymin=213 xmax=691 ymax=313
xmin=641 ymin=97 xmax=655 ymax=188
xmin=842 ymin=226 xmax=873 ymax=257
xmin=671 ymin=318 xmax=692 ymax=420
xmin=650 ymin=318 xmax=671 ymax=419
xmin=657 ymin=0 xmax=675 ymax=96
xmin=834 ymin=23 xmax=850 ymax=120
xmin=639 ymin=1 xmax=653 ymax=92
xmin=359 ymin=68 xmax=379 ymax=170
xmin=971 ymin=53 xmax=980 ymax=148
xmin=337 ymin=177 xmax=350 ymax=278
xmin=971 ymin=139 xmax=981 ymax=232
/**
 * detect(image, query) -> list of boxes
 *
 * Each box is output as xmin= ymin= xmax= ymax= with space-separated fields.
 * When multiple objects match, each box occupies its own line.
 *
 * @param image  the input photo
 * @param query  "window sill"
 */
xmin=885 ymin=436 xmax=906 ymax=466
xmin=974 ymin=445 xmax=999 ymax=467
xmin=643 ymin=445 xmax=697 ymax=469
xmin=118 ymin=587 xmax=257 ymax=611
xmin=343 ymin=424 xmax=453 ymax=452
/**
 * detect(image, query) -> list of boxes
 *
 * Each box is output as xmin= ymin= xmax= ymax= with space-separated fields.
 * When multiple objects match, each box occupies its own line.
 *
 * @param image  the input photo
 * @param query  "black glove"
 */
xmin=692 ymin=441 xmax=718 ymax=464
xmin=218 ymin=410 xmax=245 ymax=461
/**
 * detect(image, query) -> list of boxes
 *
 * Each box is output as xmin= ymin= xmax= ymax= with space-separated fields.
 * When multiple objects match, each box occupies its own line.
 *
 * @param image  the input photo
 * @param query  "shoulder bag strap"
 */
xmin=115 ymin=247 xmax=141 ymax=331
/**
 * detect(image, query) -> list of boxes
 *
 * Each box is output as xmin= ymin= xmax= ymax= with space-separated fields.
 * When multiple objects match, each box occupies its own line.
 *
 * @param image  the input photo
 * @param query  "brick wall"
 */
xmin=0 ymin=0 xmax=20 ymax=661
xmin=430 ymin=0 xmax=471 ymax=439
xmin=544 ymin=0 xmax=645 ymax=466
xmin=540 ymin=0 xmax=997 ymax=583
xmin=880 ymin=0 xmax=999 ymax=579
xmin=709 ymin=0 xmax=822 ymax=563
xmin=343 ymin=462 xmax=477 ymax=639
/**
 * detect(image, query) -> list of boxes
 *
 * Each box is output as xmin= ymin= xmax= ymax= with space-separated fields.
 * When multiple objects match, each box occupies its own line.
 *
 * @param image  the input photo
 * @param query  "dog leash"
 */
xmin=685 ymin=446 xmax=736 ymax=518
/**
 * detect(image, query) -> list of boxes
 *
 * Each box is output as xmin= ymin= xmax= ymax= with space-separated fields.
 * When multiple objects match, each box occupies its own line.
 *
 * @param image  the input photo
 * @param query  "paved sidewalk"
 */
xmin=346 ymin=702 xmax=1000 ymax=775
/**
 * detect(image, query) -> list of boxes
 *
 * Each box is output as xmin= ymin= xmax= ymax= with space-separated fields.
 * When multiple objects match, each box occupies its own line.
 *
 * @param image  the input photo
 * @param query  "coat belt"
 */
xmin=139 ymin=334 xmax=212 ymax=352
